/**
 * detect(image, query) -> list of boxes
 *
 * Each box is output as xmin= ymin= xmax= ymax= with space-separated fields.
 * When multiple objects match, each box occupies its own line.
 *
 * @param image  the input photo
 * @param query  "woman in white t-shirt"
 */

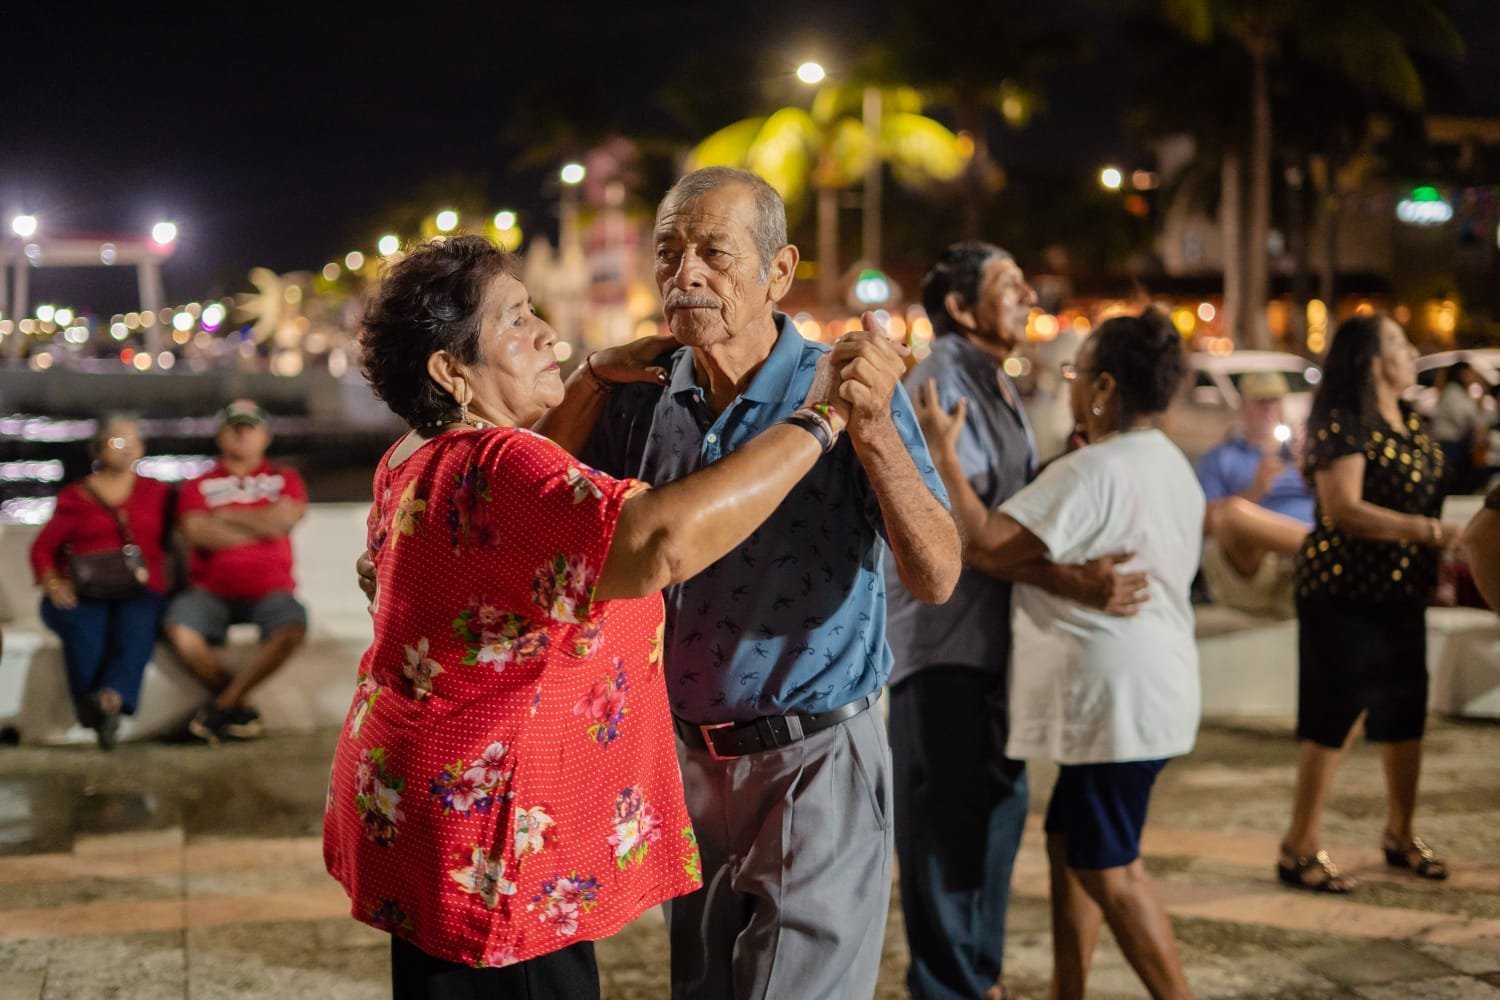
xmin=916 ymin=308 xmax=1202 ymax=1000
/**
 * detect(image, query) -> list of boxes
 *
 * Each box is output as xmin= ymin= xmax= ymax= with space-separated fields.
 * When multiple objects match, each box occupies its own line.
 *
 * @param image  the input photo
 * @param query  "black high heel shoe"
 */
xmin=1382 ymin=832 xmax=1448 ymax=880
xmin=1276 ymin=845 xmax=1356 ymax=894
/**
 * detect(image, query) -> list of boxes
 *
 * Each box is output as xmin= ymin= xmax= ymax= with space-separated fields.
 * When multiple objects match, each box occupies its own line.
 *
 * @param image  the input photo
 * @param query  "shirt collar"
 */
xmin=666 ymin=312 xmax=809 ymax=405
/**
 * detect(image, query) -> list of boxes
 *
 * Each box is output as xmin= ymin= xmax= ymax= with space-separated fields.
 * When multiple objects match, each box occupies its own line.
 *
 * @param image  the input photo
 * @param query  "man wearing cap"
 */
xmin=163 ymin=399 xmax=308 ymax=741
xmin=1196 ymin=372 xmax=1314 ymax=617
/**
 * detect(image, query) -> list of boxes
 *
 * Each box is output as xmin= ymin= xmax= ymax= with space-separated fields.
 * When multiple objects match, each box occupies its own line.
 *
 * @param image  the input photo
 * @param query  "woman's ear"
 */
xmin=426 ymin=351 xmax=465 ymax=402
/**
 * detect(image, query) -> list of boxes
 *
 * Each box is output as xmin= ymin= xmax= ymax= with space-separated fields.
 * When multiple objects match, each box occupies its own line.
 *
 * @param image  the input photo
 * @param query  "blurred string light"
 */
xmin=11 ymin=214 xmax=38 ymax=238
xmin=494 ymin=211 xmax=517 ymax=230
xmin=344 ymin=251 xmax=365 ymax=270
xmin=560 ymin=163 xmax=586 ymax=185
xmin=1197 ymin=302 xmax=1216 ymax=323
xmin=378 ymin=234 xmax=400 ymax=256
xmin=435 ymin=209 xmax=459 ymax=233
xmin=150 ymin=221 xmax=178 ymax=245
xmin=201 ymin=303 xmax=225 ymax=329
xmin=1099 ymin=166 xmax=1123 ymax=191
xmin=322 ymin=262 xmax=341 ymax=281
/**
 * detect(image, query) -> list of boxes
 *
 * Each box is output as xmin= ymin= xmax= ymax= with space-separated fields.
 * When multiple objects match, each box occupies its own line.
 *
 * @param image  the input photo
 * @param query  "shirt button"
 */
xmin=705 ymin=433 xmax=718 ymax=444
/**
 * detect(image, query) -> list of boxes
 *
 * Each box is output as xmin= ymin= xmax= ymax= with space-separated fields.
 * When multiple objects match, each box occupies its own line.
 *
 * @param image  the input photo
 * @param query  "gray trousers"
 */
xmin=668 ymin=705 xmax=894 ymax=1000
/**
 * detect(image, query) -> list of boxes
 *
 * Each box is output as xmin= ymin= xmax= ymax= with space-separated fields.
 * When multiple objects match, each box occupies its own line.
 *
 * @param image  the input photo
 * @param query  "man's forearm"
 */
xmin=214 ymin=501 xmax=303 ymax=538
xmin=851 ymin=418 xmax=960 ymax=604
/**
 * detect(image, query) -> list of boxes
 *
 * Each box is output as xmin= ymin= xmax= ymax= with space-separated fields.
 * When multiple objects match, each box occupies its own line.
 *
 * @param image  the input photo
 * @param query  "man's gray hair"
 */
xmin=659 ymin=167 xmax=788 ymax=282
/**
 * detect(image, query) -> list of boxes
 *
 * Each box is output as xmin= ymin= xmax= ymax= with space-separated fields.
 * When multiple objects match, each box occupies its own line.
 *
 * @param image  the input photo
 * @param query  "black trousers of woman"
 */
xmin=391 ymin=936 xmax=599 ymax=1000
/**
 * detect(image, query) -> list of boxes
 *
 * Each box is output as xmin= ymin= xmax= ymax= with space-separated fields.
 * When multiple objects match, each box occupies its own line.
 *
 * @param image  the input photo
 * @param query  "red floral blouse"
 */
xmin=324 ymin=427 xmax=700 ymax=968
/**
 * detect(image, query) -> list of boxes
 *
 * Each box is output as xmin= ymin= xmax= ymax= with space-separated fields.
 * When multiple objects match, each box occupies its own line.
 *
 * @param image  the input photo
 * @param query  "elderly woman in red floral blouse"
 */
xmin=324 ymin=235 xmax=847 ymax=1000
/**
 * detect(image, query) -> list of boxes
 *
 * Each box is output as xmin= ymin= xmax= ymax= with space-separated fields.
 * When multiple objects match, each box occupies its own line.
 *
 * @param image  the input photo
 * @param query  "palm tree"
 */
xmin=688 ymin=84 xmax=969 ymax=314
xmin=1158 ymin=0 xmax=1462 ymax=348
xmin=873 ymin=0 xmax=1081 ymax=240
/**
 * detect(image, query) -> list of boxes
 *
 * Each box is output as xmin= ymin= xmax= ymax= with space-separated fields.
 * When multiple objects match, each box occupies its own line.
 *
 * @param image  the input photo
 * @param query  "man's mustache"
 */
xmin=666 ymin=293 xmax=721 ymax=310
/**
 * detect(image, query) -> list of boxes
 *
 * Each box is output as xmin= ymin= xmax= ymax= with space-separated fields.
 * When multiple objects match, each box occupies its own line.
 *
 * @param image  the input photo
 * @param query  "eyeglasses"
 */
xmin=1060 ymin=361 xmax=1079 ymax=382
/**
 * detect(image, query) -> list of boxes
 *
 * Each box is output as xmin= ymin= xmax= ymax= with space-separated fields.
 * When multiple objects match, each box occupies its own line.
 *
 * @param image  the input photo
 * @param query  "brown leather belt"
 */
xmin=673 ymin=692 xmax=879 ymax=760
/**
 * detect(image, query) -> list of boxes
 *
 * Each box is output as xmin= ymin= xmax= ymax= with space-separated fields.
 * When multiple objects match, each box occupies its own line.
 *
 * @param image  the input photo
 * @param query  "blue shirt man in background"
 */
xmin=1196 ymin=371 xmax=1315 ymax=617
xmin=579 ymin=167 xmax=961 ymax=1000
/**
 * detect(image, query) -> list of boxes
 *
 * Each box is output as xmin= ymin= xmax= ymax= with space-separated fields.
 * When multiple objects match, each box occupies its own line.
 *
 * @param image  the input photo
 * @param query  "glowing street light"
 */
xmin=559 ymin=163 xmax=586 ymax=185
xmin=151 ymin=221 xmax=178 ymax=245
xmin=1099 ymin=166 xmax=1124 ymax=191
xmin=434 ymin=209 xmax=459 ymax=233
xmin=377 ymin=234 xmax=400 ymax=256
xmin=10 ymin=215 xmax=37 ymax=238
xmin=494 ymin=210 xmax=517 ymax=230
xmin=344 ymin=250 xmax=365 ymax=271
xmin=796 ymin=61 xmax=826 ymax=85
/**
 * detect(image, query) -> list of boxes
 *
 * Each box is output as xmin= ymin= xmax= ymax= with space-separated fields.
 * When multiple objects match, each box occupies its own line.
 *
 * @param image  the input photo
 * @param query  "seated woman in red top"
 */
xmin=30 ymin=415 xmax=173 ymax=749
xmin=324 ymin=235 xmax=849 ymax=1000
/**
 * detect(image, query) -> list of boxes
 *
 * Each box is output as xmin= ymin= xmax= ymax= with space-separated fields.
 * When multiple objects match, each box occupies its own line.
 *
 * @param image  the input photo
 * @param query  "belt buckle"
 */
xmin=699 ymin=721 xmax=735 ymax=761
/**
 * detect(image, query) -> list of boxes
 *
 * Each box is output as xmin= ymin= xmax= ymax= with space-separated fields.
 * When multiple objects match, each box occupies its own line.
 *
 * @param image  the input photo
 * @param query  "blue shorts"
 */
xmin=1043 ymin=759 xmax=1168 ymax=870
xmin=164 ymin=588 xmax=307 ymax=645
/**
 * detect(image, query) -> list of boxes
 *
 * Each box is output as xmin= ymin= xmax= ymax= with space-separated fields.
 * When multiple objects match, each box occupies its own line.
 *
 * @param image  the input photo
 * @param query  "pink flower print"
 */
xmin=571 ymin=619 xmax=604 ymax=658
xmin=449 ymin=846 xmax=516 ymax=909
xmin=527 ymin=872 xmax=601 ymax=938
xmin=354 ymin=748 xmax=405 ymax=847
xmin=571 ymin=659 xmax=630 ymax=746
xmin=484 ymin=943 xmax=521 ymax=968
xmin=565 ymin=466 xmax=604 ymax=504
xmin=349 ymin=674 xmax=381 ymax=739
xmin=607 ymin=787 xmax=663 ymax=869
xmin=402 ymin=638 xmax=443 ymax=700
xmin=453 ymin=603 xmax=548 ymax=674
xmin=514 ymin=806 xmax=555 ymax=858
xmin=467 ymin=742 xmax=511 ymax=787
xmin=532 ymin=553 xmax=595 ymax=623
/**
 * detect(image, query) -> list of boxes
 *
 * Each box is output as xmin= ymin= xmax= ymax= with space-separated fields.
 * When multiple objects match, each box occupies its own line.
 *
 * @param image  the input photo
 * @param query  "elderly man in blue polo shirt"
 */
xmin=573 ymin=166 xmax=961 ymax=999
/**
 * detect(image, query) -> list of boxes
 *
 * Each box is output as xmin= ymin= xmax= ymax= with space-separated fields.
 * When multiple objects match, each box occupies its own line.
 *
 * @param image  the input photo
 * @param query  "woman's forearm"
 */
xmin=1325 ymin=500 xmax=1435 ymax=545
xmin=594 ymin=423 xmax=825 ymax=600
xmin=931 ymin=450 xmax=1040 ymax=575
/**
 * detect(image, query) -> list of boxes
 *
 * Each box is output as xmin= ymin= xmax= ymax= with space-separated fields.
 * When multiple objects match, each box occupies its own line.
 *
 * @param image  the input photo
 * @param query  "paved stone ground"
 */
xmin=0 ymin=717 xmax=1497 ymax=999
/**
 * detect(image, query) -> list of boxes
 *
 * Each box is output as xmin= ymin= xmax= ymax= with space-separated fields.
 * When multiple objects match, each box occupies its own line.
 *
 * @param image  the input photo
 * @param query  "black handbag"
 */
xmin=65 ymin=484 xmax=150 ymax=601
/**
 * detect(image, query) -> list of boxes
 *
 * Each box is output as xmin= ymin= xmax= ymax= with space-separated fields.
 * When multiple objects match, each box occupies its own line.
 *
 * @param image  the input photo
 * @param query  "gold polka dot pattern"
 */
xmin=1295 ymin=407 xmax=1443 ymax=605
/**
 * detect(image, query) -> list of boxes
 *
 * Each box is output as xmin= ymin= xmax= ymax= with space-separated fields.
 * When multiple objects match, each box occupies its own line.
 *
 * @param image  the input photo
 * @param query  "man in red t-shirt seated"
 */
xmin=164 ymin=399 xmax=308 ymax=742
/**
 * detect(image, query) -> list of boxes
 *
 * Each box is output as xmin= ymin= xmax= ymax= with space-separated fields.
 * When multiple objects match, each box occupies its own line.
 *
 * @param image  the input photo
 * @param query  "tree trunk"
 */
xmin=861 ymin=86 xmax=884 ymax=268
xmin=817 ymin=184 xmax=839 ymax=317
xmin=1220 ymin=151 xmax=1243 ymax=346
xmin=1286 ymin=161 xmax=1310 ymax=356
xmin=1242 ymin=45 xmax=1273 ymax=349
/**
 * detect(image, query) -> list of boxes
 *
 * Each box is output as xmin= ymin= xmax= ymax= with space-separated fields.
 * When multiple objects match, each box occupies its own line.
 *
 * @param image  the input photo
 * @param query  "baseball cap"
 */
xmin=1239 ymin=372 xmax=1289 ymax=402
xmin=218 ymin=399 xmax=268 ymax=427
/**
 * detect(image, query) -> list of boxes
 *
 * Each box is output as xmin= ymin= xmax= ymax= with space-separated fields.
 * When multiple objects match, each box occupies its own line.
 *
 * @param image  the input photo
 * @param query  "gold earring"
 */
xmin=1091 ymin=404 xmax=1103 ymax=416
xmin=459 ymin=398 xmax=471 ymax=426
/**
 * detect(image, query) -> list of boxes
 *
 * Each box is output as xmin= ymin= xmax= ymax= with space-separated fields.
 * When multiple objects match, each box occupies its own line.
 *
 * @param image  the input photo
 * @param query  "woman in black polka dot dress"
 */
xmin=1276 ymin=314 xmax=1465 ymax=893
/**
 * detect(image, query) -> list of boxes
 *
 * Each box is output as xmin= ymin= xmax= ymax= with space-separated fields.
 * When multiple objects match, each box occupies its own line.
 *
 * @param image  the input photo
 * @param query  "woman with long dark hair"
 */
xmin=1276 ymin=314 xmax=1463 ymax=893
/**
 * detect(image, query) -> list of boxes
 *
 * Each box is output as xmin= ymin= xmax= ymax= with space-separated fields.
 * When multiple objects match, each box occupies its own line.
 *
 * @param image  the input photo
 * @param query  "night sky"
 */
xmin=4 ymin=1 xmax=1497 ymax=316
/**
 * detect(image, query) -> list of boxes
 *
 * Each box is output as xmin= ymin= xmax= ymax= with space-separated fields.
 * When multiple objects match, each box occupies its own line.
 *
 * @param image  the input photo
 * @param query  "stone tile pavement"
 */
xmin=0 ymin=718 xmax=1497 ymax=998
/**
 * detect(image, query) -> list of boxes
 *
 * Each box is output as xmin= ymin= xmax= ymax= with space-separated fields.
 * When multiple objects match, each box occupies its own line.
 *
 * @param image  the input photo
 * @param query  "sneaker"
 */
xmin=218 ymin=705 xmax=265 ymax=741
xmin=186 ymin=704 xmax=225 ymax=745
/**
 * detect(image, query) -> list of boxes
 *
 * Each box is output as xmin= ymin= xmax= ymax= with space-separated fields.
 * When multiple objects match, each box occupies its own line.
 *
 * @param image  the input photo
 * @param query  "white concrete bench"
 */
xmin=0 ymin=503 xmax=374 ymax=745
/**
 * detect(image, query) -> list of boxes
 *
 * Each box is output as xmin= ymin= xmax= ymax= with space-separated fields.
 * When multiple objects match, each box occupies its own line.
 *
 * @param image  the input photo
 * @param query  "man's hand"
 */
xmin=828 ymin=313 xmax=911 ymax=439
xmin=1247 ymin=453 xmax=1285 ymax=501
xmin=586 ymin=334 xmax=676 ymax=386
xmin=799 ymin=351 xmax=852 ymax=432
xmin=914 ymin=378 xmax=967 ymax=460
xmin=43 ymin=577 xmax=78 ymax=610
xmin=1061 ymin=551 xmax=1149 ymax=616
xmin=355 ymin=551 xmax=378 ymax=617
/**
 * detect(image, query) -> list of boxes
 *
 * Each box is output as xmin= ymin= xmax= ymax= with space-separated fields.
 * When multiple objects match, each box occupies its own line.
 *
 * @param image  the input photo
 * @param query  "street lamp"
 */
xmin=150 ymin=221 xmax=178 ymax=246
xmin=560 ymin=163 xmax=586 ymax=186
xmin=1099 ymin=166 xmax=1124 ymax=191
xmin=10 ymin=215 xmax=37 ymax=239
xmin=796 ymin=61 xmax=826 ymax=85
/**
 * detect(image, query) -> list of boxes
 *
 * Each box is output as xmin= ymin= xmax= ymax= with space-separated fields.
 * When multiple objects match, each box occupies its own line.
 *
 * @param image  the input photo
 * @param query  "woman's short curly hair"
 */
xmin=360 ymin=235 xmax=520 ymax=429
xmin=1089 ymin=307 xmax=1185 ymax=420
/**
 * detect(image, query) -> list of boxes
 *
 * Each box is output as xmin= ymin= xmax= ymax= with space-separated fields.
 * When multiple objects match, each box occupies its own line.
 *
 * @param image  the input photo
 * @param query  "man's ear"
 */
xmin=766 ymin=244 xmax=799 ymax=303
xmin=944 ymin=291 xmax=976 ymax=333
